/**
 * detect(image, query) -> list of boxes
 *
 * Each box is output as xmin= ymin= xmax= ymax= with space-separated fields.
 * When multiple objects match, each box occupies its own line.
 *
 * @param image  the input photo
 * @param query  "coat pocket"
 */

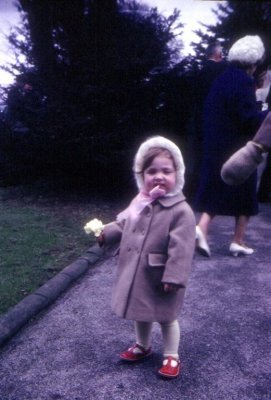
xmin=147 ymin=253 xmax=167 ymax=267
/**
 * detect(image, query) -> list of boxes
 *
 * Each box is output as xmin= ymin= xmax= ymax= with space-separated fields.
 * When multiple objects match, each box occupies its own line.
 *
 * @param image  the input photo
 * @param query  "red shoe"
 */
xmin=120 ymin=343 xmax=152 ymax=362
xmin=158 ymin=356 xmax=181 ymax=378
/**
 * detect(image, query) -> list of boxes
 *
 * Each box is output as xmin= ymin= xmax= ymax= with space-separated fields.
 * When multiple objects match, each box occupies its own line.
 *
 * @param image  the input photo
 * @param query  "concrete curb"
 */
xmin=0 ymin=244 xmax=103 ymax=347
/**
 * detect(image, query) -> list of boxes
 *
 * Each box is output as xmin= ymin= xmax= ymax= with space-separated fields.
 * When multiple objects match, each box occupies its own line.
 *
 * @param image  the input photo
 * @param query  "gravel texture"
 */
xmin=0 ymin=206 xmax=270 ymax=400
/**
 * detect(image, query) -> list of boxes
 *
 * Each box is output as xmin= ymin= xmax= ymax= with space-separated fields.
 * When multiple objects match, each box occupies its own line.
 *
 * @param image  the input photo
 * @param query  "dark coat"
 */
xmin=103 ymin=193 xmax=196 ymax=323
xmin=185 ymin=60 xmax=227 ymax=200
xmin=194 ymin=66 xmax=268 ymax=216
xmin=195 ymin=59 xmax=228 ymax=108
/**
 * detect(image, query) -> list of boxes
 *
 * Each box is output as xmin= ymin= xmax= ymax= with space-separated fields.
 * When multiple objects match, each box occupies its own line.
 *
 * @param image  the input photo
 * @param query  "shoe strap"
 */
xmin=163 ymin=356 xmax=180 ymax=367
xmin=132 ymin=343 xmax=149 ymax=354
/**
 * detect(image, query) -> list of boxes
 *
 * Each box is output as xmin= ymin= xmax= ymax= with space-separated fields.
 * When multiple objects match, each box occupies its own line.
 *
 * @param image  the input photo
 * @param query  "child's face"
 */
xmin=143 ymin=154 xmax=176 ymax=194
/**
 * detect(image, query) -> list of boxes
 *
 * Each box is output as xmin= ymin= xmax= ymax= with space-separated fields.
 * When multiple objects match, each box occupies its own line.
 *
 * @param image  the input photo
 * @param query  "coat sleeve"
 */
xmin=233 ymin=76 xmax=267 ymax=134
xmin=103 ymin=220 xmax=125 ymax=247
xmin=161 ymin=204 xmax=196 ymax=287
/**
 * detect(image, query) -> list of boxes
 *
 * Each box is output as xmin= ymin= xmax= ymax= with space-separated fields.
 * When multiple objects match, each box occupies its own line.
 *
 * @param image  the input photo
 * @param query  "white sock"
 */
xmin=134 ymin=321 xmax=153 ymax=350
xmin=160 ymin=319 xmax=180 ymax=359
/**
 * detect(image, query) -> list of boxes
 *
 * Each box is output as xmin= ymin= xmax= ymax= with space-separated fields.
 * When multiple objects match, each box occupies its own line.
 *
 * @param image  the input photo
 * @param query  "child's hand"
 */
xmin=163 ymin=283 xmax=179 ymax=293
xmin=97 ymin=232 xmax=105 ymax=247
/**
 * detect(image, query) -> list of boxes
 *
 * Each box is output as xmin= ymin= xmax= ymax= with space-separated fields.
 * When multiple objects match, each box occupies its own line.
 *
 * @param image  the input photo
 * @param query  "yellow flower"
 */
xmin=84 ymin=218 xmax=104 ymax=237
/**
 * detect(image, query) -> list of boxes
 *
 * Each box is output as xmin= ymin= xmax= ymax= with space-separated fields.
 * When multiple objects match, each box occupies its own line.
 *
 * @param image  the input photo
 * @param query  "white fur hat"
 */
xmin=228 ymin=35 xmax=265 ymax=65
xmin=133 ymin=136 xmax=185 ymax=194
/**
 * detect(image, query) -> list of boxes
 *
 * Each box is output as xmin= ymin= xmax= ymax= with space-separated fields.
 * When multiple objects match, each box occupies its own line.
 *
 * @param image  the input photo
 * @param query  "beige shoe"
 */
xmin=196 ymin=226 xmax=211 ymax=257
xmin=229 ymin=242 xmax=254 ymax=257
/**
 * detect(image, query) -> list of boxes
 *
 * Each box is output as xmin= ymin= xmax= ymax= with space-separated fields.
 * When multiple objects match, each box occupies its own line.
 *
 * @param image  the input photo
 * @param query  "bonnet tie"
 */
xmin=117 ymin=185 xmax=166 ymax=222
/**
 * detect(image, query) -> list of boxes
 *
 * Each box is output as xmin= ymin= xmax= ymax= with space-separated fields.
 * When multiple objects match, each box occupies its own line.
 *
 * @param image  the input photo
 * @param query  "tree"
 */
xmin=0 ymin=0 xmax=191 ymax=188
xmin=2 ymin=0 xmax=189 ymax=188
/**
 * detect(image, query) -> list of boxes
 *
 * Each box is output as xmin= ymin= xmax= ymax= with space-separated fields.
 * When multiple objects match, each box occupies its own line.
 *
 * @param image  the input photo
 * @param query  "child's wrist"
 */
xmin=97 ymin=232 xmax=105 ymax=247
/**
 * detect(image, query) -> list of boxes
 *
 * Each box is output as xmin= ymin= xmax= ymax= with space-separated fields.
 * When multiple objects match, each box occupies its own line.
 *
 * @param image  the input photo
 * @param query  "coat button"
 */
xmin=141 ymin=229 xmax=145 ymax=235
xmin=127 ymin=247 xmax=131 ymax=252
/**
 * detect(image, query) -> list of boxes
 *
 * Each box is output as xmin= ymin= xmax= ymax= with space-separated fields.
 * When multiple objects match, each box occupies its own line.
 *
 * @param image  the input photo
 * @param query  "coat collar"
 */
xmin=156 ymin=192 xmax=186 ymax=207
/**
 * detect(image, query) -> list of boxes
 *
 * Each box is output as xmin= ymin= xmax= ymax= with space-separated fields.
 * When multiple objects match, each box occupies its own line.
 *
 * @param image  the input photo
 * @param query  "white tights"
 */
xmin=134 ymin=319 xmax=180 ymax=359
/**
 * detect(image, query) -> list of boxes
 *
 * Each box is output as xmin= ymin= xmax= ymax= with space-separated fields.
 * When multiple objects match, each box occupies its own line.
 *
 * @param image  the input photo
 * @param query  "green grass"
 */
xmin=0 ymin=185 xmax=123 ymax=314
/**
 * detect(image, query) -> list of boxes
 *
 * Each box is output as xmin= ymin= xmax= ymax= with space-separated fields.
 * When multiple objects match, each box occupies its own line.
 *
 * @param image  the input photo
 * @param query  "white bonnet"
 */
xmin=133 ymin=136 xmax=185 ymax=194
xmin=228 ymin=35 xmax=265 ymax=65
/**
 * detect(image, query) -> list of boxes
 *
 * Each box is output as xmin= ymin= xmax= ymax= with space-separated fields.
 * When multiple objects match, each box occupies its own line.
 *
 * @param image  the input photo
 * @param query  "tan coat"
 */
xmin=103 ymin=193 xmax=195 ymax=322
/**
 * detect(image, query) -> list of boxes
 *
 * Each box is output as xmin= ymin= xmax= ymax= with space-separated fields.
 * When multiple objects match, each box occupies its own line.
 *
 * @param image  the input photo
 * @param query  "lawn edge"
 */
xmin=0 ymin=243 xmax=103 ymax=347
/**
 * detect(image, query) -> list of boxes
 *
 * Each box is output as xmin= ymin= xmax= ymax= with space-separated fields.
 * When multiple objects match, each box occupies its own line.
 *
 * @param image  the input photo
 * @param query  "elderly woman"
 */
xmin=194 ymin=35 xmax=268 ymax=257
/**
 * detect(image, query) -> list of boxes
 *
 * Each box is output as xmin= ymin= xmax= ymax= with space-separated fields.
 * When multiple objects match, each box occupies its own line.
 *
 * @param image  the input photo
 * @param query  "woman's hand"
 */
xmin=163 ymin=283 xmax=179 ymax=293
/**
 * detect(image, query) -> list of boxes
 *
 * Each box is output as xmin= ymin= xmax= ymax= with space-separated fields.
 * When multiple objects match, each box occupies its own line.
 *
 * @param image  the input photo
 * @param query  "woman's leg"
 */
xmin=198 ymin=212 xmax=215 ymax=236
xmin=196 ymin=212 xmax=215 ymax=256
xmin=229 ymin=215 xmax=254 ymax=255
xmin=232 ymin=215 xmax=250 ymax=244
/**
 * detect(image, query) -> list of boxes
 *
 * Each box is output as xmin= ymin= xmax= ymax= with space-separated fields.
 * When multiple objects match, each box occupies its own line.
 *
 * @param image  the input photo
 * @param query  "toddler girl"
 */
xmin=100 ymin=136 xmax=195 ymax=378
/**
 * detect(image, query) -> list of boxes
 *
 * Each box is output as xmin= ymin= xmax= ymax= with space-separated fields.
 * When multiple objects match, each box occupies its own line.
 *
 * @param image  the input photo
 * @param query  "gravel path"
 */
xmin=0 ymin=205 xmax=270 ymax=400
